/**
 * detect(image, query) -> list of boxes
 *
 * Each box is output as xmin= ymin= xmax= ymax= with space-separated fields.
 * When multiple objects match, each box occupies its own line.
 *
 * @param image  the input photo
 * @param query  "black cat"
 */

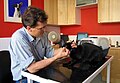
xmin=63 ymin=42 xmax=109 ymax=70
xmin=62 ymin=42 xmax=109 ymax=83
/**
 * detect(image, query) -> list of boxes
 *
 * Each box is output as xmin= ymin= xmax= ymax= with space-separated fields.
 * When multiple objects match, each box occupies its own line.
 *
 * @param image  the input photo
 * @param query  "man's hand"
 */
xmin=54 ymin=47 xmax=70 ymax=59
xmin=71 ymin=41 xmax=77 ymax=48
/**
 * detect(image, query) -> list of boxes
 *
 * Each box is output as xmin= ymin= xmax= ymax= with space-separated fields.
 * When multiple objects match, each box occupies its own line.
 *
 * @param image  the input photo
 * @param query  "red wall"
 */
xmin=0 ymin=1 xmax=120 ymax=37
xmin=61 ymin=6 xmax=120 ymax=35
xmin=0 ymin=0 xmax=44 ymax=37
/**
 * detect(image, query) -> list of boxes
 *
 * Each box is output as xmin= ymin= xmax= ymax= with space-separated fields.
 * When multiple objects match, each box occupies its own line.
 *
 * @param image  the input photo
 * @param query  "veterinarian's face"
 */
xmin=30 ymin=22 xmax=46 ymax=37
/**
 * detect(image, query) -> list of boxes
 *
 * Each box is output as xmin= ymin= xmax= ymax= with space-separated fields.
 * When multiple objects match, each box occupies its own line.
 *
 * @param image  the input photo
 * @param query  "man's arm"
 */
xmin=27 ymin=47 xmax=69 ymax=73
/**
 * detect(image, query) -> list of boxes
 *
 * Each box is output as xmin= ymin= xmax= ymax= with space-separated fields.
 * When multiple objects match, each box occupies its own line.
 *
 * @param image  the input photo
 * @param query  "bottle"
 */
xmin=116 ymin=41 xmax=119 ymax=47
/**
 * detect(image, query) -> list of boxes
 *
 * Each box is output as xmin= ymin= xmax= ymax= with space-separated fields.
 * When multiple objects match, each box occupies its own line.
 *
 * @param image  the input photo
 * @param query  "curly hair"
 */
xmin=22 ymin=6 xmax=48 ymax=28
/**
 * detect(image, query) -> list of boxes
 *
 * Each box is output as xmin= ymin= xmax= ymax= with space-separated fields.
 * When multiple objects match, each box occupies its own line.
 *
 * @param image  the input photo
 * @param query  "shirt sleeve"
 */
xmin=9 ymin=37 xmax=35 ymax=71
xmin=45 ymin=42 xmax=54 ymax=58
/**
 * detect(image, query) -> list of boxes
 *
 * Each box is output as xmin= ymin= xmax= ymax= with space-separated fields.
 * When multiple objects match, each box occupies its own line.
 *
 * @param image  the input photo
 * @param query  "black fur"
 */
xmin=62 ymin=42 xmax=109 ymax=82
xmin=63 ymin=42 xmax=109 ymax=70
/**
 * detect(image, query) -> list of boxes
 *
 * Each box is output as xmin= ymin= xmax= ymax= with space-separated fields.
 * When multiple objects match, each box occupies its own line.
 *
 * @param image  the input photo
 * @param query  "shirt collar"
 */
xmin=23 ymin=27 xmax=41 ymax=42
xmin=23 ymin=27 xmax=34 ymax=42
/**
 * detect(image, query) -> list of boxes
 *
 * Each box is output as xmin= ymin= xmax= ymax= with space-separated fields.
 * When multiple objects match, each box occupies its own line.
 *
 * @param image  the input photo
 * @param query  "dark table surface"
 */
xmin=33 ymin=57 xmax=107 ymax=83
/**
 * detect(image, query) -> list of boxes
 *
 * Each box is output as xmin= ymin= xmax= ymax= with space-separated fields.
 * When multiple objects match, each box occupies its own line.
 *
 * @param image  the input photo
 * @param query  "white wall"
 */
xmin=0 ymin=38 xmax=10 ymax=51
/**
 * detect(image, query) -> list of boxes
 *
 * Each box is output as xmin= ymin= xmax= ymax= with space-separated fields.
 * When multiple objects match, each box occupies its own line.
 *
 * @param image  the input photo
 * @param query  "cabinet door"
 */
xmin=109 ymin=0 xmax=120 ymax=22
xmin=57 ymin=0 xmax=68 ymax=25
xmin=44 ymin=0 xmax=58 ymax=24
xmin=67 ymin=0 xmax=76 ymax=24
xmin=44 ymin=0 xmax=68 ymax=25
xmin=98 ymin=0 xmax=110 ymax=23
xmin=44 ymin=0 xmax=80 ymax=25
xmin=98 ymin=0 xmax=120 ymax=23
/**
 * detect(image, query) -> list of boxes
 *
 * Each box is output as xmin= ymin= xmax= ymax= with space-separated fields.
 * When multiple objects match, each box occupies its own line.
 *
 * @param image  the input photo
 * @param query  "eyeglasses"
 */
xmin=35 ymin=26 xmax=46 ymax=31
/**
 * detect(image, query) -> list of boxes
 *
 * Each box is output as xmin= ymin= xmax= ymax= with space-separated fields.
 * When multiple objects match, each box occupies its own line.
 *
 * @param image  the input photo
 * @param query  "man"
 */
xmin=9 ymin=6 xmax=69 ymax=83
